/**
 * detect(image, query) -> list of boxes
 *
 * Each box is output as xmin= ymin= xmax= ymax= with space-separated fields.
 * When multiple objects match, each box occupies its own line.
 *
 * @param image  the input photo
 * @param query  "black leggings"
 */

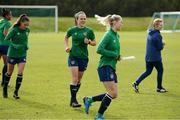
xmin=136 ymin=61 xmax=163 ymax=89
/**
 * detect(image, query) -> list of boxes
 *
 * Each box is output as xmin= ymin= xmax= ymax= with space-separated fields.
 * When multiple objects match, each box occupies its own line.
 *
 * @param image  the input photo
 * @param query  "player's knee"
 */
xmin=110 ymin=91 xmax=118 ymax=99
xmin=160 ymin=68 xmax=163 ymax=73
xmin=146 ymin=70 xmax=152 ymax=76
xmin=157 ymin=71 xmax=163 ymax=75
xmin=72 ymin=75 xmax=78 ymax=81
xmin=72 ymin=77 xmax=79 ymax=84
xmin=112 ymin=93 xmax=118 ymax=99
xmin=78 ymin=76 xmax=82 ymax=81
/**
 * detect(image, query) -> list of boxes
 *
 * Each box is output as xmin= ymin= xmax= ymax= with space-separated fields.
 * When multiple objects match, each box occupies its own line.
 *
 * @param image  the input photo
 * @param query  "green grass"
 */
xmin=1 ymin=17 xmax=151 ymax=32
xmin=59 ymin=17 xmax=151 ymax=32
xmin=0 ymin=31 xmax=180 ymax=119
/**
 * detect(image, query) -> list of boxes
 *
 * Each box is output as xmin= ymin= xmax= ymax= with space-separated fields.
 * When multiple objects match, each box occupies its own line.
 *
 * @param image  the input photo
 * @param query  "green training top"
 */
xmin=97 ymin=28 xmax=120 ymax=70
xmin=4 ymin=26 xmax=30 ymax=58
xmin=0 ymin=18 xmax=12 ymax=46
xmin=66 ymin=26 xmax=95 ymax=59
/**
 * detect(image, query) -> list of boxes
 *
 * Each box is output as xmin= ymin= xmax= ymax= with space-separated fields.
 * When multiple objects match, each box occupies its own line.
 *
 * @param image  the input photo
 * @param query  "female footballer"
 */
xmin=132 ymin=18 xmax=167 ymax=93
xmin=3 ymin=14 xmax=30 ymax=99
xmin=64 ymin=11 xmax=96 ymax=108
xmin=83 ymin=14 xmax=123 ymax=120
xmin=0 ymin=8 xmax=12 ymax=86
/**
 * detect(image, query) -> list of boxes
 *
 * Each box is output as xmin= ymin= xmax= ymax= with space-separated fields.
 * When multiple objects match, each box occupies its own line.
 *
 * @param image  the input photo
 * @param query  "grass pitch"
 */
xmin=0 ymin=31 xmax=180 ymax=119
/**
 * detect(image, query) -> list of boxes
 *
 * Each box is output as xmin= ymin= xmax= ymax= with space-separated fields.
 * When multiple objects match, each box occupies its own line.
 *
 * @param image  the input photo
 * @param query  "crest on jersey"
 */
xmin=23 ymin=58 xmax=26 ymax=62
xmin=71 ymin=60 xmax=75 ymax=65
xmin=26 ymin=32 xmax=29 ymax=36
xmin=83 ymin=32 xmax=87 ymax=37
xmin=74 ymin=32 xmax=77 ymax=35
xmin=110 ymin=74 xmax=114 ymax=79
xmin=17 ymin=32 xmax=20 ymax=35
xmin=10 ymin=59 xmax=14 ymax=63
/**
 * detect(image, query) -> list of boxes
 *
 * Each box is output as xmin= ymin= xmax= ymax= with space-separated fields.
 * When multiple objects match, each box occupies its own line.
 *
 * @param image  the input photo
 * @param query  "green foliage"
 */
xmin=1 ymin=0 xmax=180 ymax=16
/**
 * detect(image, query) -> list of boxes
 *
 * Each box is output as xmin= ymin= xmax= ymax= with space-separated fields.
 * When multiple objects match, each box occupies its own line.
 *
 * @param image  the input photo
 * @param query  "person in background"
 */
xmin=64 ymin=11 xmax=96 ymax=108
xmin=3 ymin=14 xmax=30 ymax=99
xmin=0 ymin=8 xmax=12 ymax=86
xmin=83 ymin=14 xmax=123 ymax=120
xmin=132 ymin=18 xmax=167 ymax=93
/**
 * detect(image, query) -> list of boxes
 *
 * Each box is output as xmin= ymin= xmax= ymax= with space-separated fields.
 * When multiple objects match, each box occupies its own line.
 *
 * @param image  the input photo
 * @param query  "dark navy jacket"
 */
xmin=145 ymin=29 xmax=164 ymax=62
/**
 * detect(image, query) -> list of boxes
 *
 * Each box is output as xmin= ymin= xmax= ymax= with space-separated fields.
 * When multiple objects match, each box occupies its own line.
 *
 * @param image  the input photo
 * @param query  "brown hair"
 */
xmin=74 ymin=11 xmax=86 ymax=25
xmin=13 ymin=14 xmax=30 ymax=27
xmin=1 ymin=8 xmax=11 ymax=18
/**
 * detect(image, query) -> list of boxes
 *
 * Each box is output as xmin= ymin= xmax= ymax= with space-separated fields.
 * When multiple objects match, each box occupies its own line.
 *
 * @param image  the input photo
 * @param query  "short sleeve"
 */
xmin=66 ymin=28 xmax=73 ymax=38
xmin=87 ymin=29 xmax=95 ymax=41
xmin=4 ymin=28 xmax=15 ymax=41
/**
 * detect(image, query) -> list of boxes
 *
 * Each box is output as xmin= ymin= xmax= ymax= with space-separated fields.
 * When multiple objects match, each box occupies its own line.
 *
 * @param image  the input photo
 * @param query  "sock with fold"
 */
xmin=14 ymin=74 xmax=23 ymax=95
xmin=92 ymin=93 xmax=106 ymax=102
xmin=3 ymin=73 xmax=11 ymax=97
xmin=2 ymin=65 xmax=7 ymax=85
xmin=70 ymin=84 xmax=78 ymax=103
xmin=98 ymin=93 xmax=112 ymax=115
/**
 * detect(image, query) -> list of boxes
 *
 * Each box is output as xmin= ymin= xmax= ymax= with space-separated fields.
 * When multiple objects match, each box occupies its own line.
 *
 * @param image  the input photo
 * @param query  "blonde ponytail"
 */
xmin=95 ymin=14 xmax=122 ymax=30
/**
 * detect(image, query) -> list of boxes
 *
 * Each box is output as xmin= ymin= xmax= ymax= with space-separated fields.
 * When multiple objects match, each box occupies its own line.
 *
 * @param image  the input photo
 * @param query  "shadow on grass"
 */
xmin=162 ymin=91 xmax=180 ymax=98
xmin=69 ymin=105 xmax=98 ymax=119
xmin=6 ymin=87 xmax=56 ymax=111
xmin=8 ymin=97 xmax=56 ymax=111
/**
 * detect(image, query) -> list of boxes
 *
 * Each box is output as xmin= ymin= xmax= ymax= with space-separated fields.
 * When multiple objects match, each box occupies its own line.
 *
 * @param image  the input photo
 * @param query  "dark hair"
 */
xmin=13 ymin=14 xmax=30 ymax=27
xmin=1 ymin=8 xmax=11 ymax=17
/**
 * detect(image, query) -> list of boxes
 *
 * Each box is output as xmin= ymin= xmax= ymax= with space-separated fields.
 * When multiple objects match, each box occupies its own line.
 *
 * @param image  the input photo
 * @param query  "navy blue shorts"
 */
xmin=68 ymin=57 xmax=89 ymax=72
xmin=0 ymin=45 xmax=9 ymax=55
xmin=98 ymin=66 xmax=118 ymax=83
xmin=8 ymin=56 xmax=26 ymax=65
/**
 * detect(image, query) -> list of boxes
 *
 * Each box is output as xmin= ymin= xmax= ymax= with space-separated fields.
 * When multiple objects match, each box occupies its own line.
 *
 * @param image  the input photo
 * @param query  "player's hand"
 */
xmin=65 ymin=47 xmax=71 ymax=53
xmin=117 ymin=55 xmax=121 ymax=61
xmin=163 ymin=43 xmax=165 ymax=46
xmin=163 ymin=42 xmax=165 ymax=46
xmin=162 ymin=40 xmax=165 ymax=46
xmin=84 ymin=38 xmax=90 ymax=44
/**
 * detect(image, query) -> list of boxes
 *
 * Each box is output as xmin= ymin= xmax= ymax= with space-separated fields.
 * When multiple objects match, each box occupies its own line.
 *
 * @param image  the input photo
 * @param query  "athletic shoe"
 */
xmin=13 ymin=91 xmax=20 ymax=99
xmin=83 ymin=96 xmax=92 ymax=114
xmin=157 ymin=87 xmax=168 ymax=93
xmin=95 ymin=113 xmax=105 ymax=120
xmin=132 ymin=82 xmax=139 ymax=93
xmin=70 ymin=101 xmax=82 ymax=108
